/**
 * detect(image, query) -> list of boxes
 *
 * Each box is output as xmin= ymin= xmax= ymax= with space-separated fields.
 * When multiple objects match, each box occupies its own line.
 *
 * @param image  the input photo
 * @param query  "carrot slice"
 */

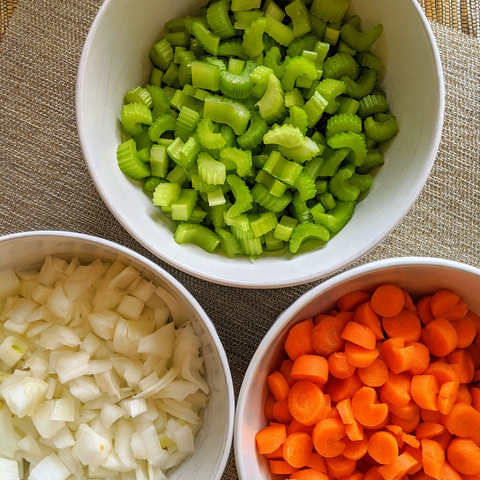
xmin=328 ymin=373 xmax=363 ymax=403
xmin=367 ymin=431 xmax=399 ymax=465
xmin=289 ymin=468 xmax=329 ymax=480
xmin=388 ymin=401 xmax=420 ymax=420
xmin=343 ymin=437 xmax=369 ymax=461
xmin=417 ymin=295 xmax=435 ymax=325
xmin=408 ymin=342 xmax=431 ymax=376
xmin=352 ymin=387 xmax=389 ymax=428
xmin=264 ymin=393 xmax=277 ymax=422
xmin=329 ymin=351 xmax=357 ymax=379
xmin=306 ymin=452 xmax=328 ymax=473
xmin=270 ymin=459 xmax=298 ymax=474
xmin=430 ymin=289 xmax=468 ymax=321
xmin=264 ymin=444 xmax=284 ymax=459
xmin=377 ymin=452 xmax=418 ymax=480
xmin=364 ymin=466 xmax=384 ymax=480
xmin=450 ymin=316 xmax=477 ymax=348
xmin=345 ymin=418 xmax=365 ymax=442
xmin=312 ymin=418 xmax=346 ymax=458
xmin=422 ymin=438 xmax=445 ymax=480
xmin=337 ymin=398 xmax=355 ymax=425
xmin=443 ymin=402 xmax=480 ymax=444
xmin=274 ymin=398 xmax=294 ymax=424
xmin=267 ymin=370 xmax=291 ymax=401
xmin=280 ymin=358 xmax=296 ymax=387
xmin=312 ymin=316 xmax=345 ymax=357
xmin=425 ymin=362 xmax=459 ymax=384
xmin=326 ymin=455 xmax=358 ymax=478
xmin=285 ymin=318 xmax=316 ymax=361
xmin=402 ymin=288 xmax=416 ymax=312
xmin=455 ymin=384 xmax=473 ymax=405
xmin=288 ymin=380 xmax=325 ymax=426
xmin=382 ymin=309 xmax=422 ymax=344
xmin=415 ymin=422 xmax=445 ymax=440
xmin=421 ymin=318 xmax=458 ymax=357
xmin=337 ymin=290 xmax=372 ymax=312
xmin=354 ymin=302 xmax=384 ymax=340
xmin=447 ymin=349 xmax=475 ymax=384
xmin=411 ymin=375 xmax=440 ymax=411
xmin=390 ymin=412 xmax=420 ymax=433
xmin=371 ymin=284 xmax=405 ymax=318
xmin=380 ymin=372 xmax=412 ymax=407
xmin=437 ymin=381 xmax=459 ymax=415
xmin=432 ymin=431 xmax=452 ymax=451
xmin=357 ymin=359 xmax=389 ymax=388
xmin=446 ymin=438 xmax=480 ymax=475
xmin=471 ymin=386 xmax=480 ymax=412
xmin=283 ymin=432 xmax=314 ymax=468
xmin=345 ymin=342 xmax=380 ymax=368
xmin=381 ymin=337 xmax=415 ymax=374
xmin=291 ymin=354 xmax=329 ymax=384
xmin=256 ymin=423 xmax=287 ymax=454
xmin=441 ymin=461 xmax=465 ymax=480
xmin=342 ymin=322 xmax=377 ymax=350
xmin=404 ymin=445 xmax=423 ymax=474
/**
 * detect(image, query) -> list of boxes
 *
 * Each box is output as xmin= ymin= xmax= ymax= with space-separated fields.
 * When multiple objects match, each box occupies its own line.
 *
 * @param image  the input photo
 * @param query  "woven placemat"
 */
xmin=0 ymin=0 xmax=479 ymax=478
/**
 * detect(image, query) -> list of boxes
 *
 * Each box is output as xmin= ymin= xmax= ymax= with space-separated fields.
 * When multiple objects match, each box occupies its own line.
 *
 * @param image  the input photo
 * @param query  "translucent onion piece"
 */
xmin=2 ymin=377 xmax=48 ymax=418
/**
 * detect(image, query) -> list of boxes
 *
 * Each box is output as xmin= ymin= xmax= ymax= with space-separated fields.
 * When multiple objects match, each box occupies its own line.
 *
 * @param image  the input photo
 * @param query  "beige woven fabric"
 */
xmin=0 ymin=0 xmax=479 ymax=478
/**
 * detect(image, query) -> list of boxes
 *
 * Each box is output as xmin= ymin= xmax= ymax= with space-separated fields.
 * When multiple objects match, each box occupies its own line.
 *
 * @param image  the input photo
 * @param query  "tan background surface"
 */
xmin=0 ymin=0 xmax=479 ymax=479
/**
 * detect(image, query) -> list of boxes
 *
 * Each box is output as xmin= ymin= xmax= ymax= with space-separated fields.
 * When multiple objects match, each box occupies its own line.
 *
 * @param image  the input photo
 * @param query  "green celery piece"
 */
xmin=318 ymin=191 xmax=336 ymax=210
xmin=188 ymin=206 xmax=208 ymax=223
xmin=198 ymin=152 xmax=227 ymax=185
xmin=357 ymin=149 xmax=384 ymax=174
xmin=340 ymin=68 xmax=377 ymax=99
xmin=311 ymin=200 xmax=355 ymax=233
xmin=289 ymin=192 xmax=312 ymax=223
xmin=237 ymin=111 xmax=269 ymax=150
xmin=251 ymin=183 xmax=292 ymax=212
xmin=166 ymin=165 xmax=188 ymax=185
xmin=191 ymin=173 xmax=219 ymax=193
xmin=348 ymin=172 xmax=373 ymax=193
xmin=282 ymin=56 xmax=318 ymax=92
xmin=175 ymin=106 xmax=200 ymax=142
xmin=174 ymin=46 xmax=187 ymax=64
xmin=303 ymin=156 xmax=325 ymax=180
xmin=145 ymin=85 xmax=172 ymax=120
xmin=288 ymin=106 xmax=309 ymax=136
xmin=179 ymin=135 xmax=202 ymax=170
xmin=171 ymin=189 xmax=198 ymax=221
xmin=219 ymin=60 xmax=256 ymax=99
xmin=121 ymin=103 xmax=152 ymax=136
xmin=197 ymin=117 xmax=227 ymax=150
xmin=287 ymin=33 xmax=317 ymax=57
xmin=324 ymin=26 xmax=340 ymax=46
xmin=147 ymin=114 xmax=176 ymax=142
xmin=315 ymin=179 xmax=328 ymax=195
xmin=153 ymin=182 xmax=182 ymax=207
xmin=170 ymin=90 xmax=203 ymax=113
xmin=164 ymin=32 xmax=191 ymax=47
xmin=220 ymin=147 xmax=252 ymax=178
xmin=326 ymin=113 xmax=362 ymax=139
xmin=184 ymin=15 xmax=209 ymax=34
xmin=329 ymin=164 xmax=360 ymax=202
xmin=203 ymin=95 xmax=251 ymax=135
xmin=340 ymin=21 xmax=383 ymax=52
xmin=263 ymin=124 xmax=305 ymax=148
xmin=263 ymin=0 xmax=285 ymax=21
xmin=303 ymin=91 xmax=328 ymax=127
xmin=242 ymin=16 xmax=267 ymax=58
xmin=150 ymin=68 xmax=163 ymax=87
xmin=207 ymin=187 xmax=226 ymax=206
xmin=264 ymin=230 xmax=284 ymax=252
xmin=364 ymin=116 xmax=399 ymax=142
xmin=166 ymin=137 xmax=185 ymax=165
xmin=337 ymin=39 xmax=357 ymax=56
xmin=316 ymin=78 xmax=347 ymax=115
xmin=327 ymin=131 xmax=367 ymax=167
xmin=149 ymin=38 xmax=174 ymax=71
xmin=223 ymin=212 xmax=250 ymax=231
xmin=162 ymin=63 xmax=180 ymax=88
xmin=228 ymin=57 xmax=246 ymax=74
xmin=355 ymin=51 xmax=382 ymax=71
xmin=264 ymin=47 xmax=286 ymax=79
xmin=166 ymin=18 xmax=186 ymax=32
xmin=178 ymin=50 xmax=196 ymax=87
xmin=207 ymin=0 xmax=237 ymax=39
xmin=150 ymin=144 xmax=170 ymax=178
xmin=263 ymin=150 xmax=303 ymax=186
xmin=174 ymin=223 xmax=220 ymax=253
xmin=318 ymin=147 xmax=349 ymax=177
xmin=215 ymin=228 xmax=244 ymax=257
xmin=310 ymin=14 xmax=327 ymax=40
xmin=310 ymin=0 xmax=350 ymax=23
xmin=226 ymin=174 xmax=253 ymax=217
xmin=234 ymin=10 xmax=264 ymax=30
xmin=294 ymin=171 xmax=317 ymax=202
xmin=336 ymin=96 xmax=360 ymax=115
xmin=191 ymin=21 xmax=220 ymax=56
xmin=255 ymin=169 xmax=288 ymax=197
xmin=117 ymin=139 xmax=151 ymax=180
xmin=285 ymin=0 xmax=311 ymax=37
xmin=124 ymin=87 xmax=153 ymax=108
xmin=256 ymin=72 xmax=286 ymax=124
xmin=143 ymin=176 xmax=163 ymax=193
xmin=191 ymin=60 xmax=221 ymax=91
xmin=278 ymin=136 xmax=320 ymax=163
xmin=231 ymin=0 xmax=262 ymax=11
xmin=358 ymin=93 xmax=389 ymax=119
xmin=264 ymin=15 xmax=295 ymax=47
xmin=289 ymin=222 xmax=330 ymax=253
xmin=240 ymin=236 xmax=263 ymax=256
xmin=285 ymin=89 xmax=305 ymax=108
xmin=274 ymin=215 xmax=298 ymax=242
xmin=218 ymin=39 xmax=248 ymax=60
xmin=323 ymin=52 xmax=359 ymax=80
xmin=210 ymin=203 xmax=230 ymax=228
xmin=220 ymin=125 xmax=237 ymax=147
xmin=250 ymin=211 xmax=278 ymax=237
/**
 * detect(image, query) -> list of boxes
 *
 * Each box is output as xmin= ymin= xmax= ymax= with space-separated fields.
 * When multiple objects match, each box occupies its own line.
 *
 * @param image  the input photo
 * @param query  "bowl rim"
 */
xmin=75 ymin=0 xmax=445 ymax=289
xmin=0 ymin=230 xmax=235 ymax=480
xmin=234 ymin=256 xmax=479 ymax=479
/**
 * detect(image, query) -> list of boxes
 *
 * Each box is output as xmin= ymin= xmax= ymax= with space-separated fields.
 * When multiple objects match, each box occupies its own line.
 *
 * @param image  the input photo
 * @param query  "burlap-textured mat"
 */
xmin=0 ymin=0 xmax=479 ymax=478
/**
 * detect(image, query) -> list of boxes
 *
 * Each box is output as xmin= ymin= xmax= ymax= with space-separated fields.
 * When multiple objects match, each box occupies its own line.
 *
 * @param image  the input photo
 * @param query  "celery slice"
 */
xmin=285 ymin=0 xmax=311 ymax=38
xmin=289 ymin=222 xmax=330 ymax=253
xmin=264 ymin=15 xmax=295 ymax=47
xmin=153 ymin=182 xmax=182 ymax=207
xmin=116 ymin=139 xmax=151 ymax=180
xmin=198 ymin=152 xmax=227 ymax=185
xmin=171 ymin=189 xmax=198 ymax=221
xmin=121 ymin=103 xmax=152 ymax=136
xmin=220 ymin=147 xmax=252 ymax=178
xmin=191 ymin=21 xmax=220 ymax=56
xmin=215 ymin=228 xmax=244 ymax=257
xmin=174 ymin=223 xmax=220 ymax=253
xmin=251 ymin=183 xmax=292 ymax=212
xmin=311 ymin=200 xmax=355 ymax=233
xmin=207 ymin=0 xmax=237 ymax=39
xmin=226 ymin=174 xmax=253 ymax=217
xmin=242 ymin=16 xmax=267 ymax=58
xmin=124 ymin=87 xmax=153 ymax=108
xmin=203 ymin=95 xmax=251 ymax=135
xmin=310 ymin=0 xmax=350 ymax=23
xmin=250 ymin=211 xmax=278 ymax=237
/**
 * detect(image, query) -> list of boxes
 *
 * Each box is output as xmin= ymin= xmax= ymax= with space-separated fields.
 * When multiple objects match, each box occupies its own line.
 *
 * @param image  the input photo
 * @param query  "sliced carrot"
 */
xmin=358 ymin=359 xmax=389 ymax=388
xmin=420 ymin=409 xmax=445 ymax=424
xmin=340 ymin=472 xmax=364 ymax=480
xmin=337 ymin=398 xmax=355 ymax=425
xmin=381 ymin=337 xmax=415 ymax=374
xmin=319 ymin=394 xmax=333 ymax=421
xmin=430 ymin=290 xmax=468 ymax=321
xmin=343 ymin=437 xmax=369 ymax=461
xmin=443 ymin=402 xmax=480 ymax=444
xmin=345 ymin=418 xmax=365 ymax=442
xmin=411 ymin=375 xmax=440 ymax=411
xmin=455 ymin=383 xmax=473 ymax=405
xmin=422 ymin=438 xmax=445 ymax=480
xmin=367 ymin=431 xmax=399 ymax=465
xmin=354 ymin=302 xmax=384 ymax=340
xmin=267 ymin=370 xmax=291 ymax=401
xmin=471 ymin=387 xmax=480 ymax=412
xmin=312 ymin=418 xmax=346 ymax=458
xmin=401 ymin=431 xmax=421 ymax=448
xmin=345 ymin=342 xmax=380 ymax=368
xmin=312 ymin=316 xmax=345 ymax=357
xmin=404 ymin=445 xmax=423 ymax=474
xmin=402 ymin=288 xmax=416 ymax=312
xmin=437 ymin=381 xmax=459 ymax=415
xmin=306 ymin=452 xmax=328 ymax=473
xmin=379 ymin=372 xmax=412 ymax=407
xmin=450 ymin=316 xmax=477 ymax=348
xmin=289 ymin=468 xmax=329 ymax=480
xmin=364 ymin=466 xmax=384 ymax=480
xmin=264 ymin=393 xmax=277 ymax=422
xmin=421 ymin=318 xmax=458 ymax=357
xmin=313 ymin=313 xmax=333 ymax=325
xmin=432 ymin=431 xmax=452 ymax=451
xmin=417 ymin=295 xmax=435 ymax=325
xmin=371 ymin=284 xmax=405 ymax=318
xmin=352 ymin=387 xmax=389 ymax=428
xmin=382 ymin=309 xmax=422 ymax=344
xmin=280 ymin=358 xmax=296 ymax=387
xmin=287 ymin=419 xmax=314 ymax=437
xmin=388 ymin=401 xmax=420 ymax=420
xmin=327 ymin=373 xmax=363 ymax=403
xmin=326 ymin=455 xmax=358 ymax=478
xmin=390 ymin=412 xmax=420 ymax=433
xmin=264 ymin=444 xmax=284 ymax=459
xmin=337 ymin=290 xmax=372 ymax=312
xmin=342 ymin=322 xmax=377 ymax=350
xmin=377 ymin=452 xmax=418 ymax=480
xmin=274 ymin=398 xmax=294 ymax=424
xmin=288 ymin=380 xmax=325 ymax=426
xmin=415 ymin=422 xmax=445 ymax=440
xmin=408 ymin=342 xmax=431 ymax=376
xmin=283 ymin=432 xmax=314 ymax=468
xmin=329 ymin=351 xmax=357 ymax=379
xmin=425 ymin=362 xmax=459 ymax=385
xmin=446 ymin=438 xmax=480 ymax=475
xmin=256 ymin=423 xmax=287 ymax=454
xmin=447 ymin=349 xmax=475 ymax=384
xmin=291 ymin=354 xmax=329 ymax=384
xmin=441 ymin=461 xmax=465 ymax=480
xmin=270 ymin=459 xmax=298 ymax=475
xmin=285 ymin=318 xmax=315 ymax=361
xmin=337 ymin=310 xmax=357 ymax=328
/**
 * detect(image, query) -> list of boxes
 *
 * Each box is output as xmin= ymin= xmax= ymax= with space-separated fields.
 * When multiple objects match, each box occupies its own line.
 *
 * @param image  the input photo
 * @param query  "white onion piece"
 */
xmin=154 ymin=287 xmax=188 ymax=327
xmin=73 ymin=423 xmax=111 ymax=469
xmin=50 ymin=398 xmax=75 ymax=422
xmin=138 ymin=322 xmax=175 ymax=357
xmin=39 ymin=325 xmax=81 ymax=350
xmin=69 ymin=376 xmax=102 ymax=403
xmin=87 ymin=311 xmax=119 ymax=340
xmin=0 ymin=456 xmax=20 ymax=480
xmin=28 ymin=452 xmax=70 ymax=480
xmin=0 ymin=336 xmax=29 ymax=367
xmin=31 ymin=402 xmax=65 ymax=439
xmin=55 ymin=352 xmax=90 ymax=384
xmin=2 ymin=377 xmax=48 ymax=418
xmin=114 ymin=419 xmax=137 ymax=470
xmin=46 ymin=286 xmax=72 ymax=320
xmin=0 ymin=269 xmax=20 ymax=302
xmin=6 ymin=298 xmax=37 ymax=325
xmin=17 ymin=435 xmax=42 ymax=465
xmin=64 ymin=259 xmax=105 ymax=301
xmin=0 ymin=406 xmax=17 ymax=458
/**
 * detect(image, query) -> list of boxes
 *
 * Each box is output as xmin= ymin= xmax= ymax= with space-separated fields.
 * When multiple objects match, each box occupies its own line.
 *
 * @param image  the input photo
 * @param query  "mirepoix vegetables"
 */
xmin=0 ymin=257 xmax=209 ymax=479
xmin=117 ymin=0 xmax=399 ymax=258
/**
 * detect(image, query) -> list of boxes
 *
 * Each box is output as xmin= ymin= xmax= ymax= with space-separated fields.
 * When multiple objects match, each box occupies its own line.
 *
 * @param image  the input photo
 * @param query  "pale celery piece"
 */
xmin=117 ymin=0 xmax=398 ymax=257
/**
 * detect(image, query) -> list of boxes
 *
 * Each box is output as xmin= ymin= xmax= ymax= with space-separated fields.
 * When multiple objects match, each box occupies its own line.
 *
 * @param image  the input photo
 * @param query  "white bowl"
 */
xmin=0 ymin=231 xmax=234 ymax=480
xmin=234 ymin=257 xmax=480 ymax=479
xmin=76 ymin=0 xmax=444 ymax=288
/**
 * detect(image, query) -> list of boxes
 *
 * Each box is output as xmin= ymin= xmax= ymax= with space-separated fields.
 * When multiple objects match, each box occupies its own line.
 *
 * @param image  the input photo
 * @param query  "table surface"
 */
xmin=0 ymin=1 xmax=479 ymax=480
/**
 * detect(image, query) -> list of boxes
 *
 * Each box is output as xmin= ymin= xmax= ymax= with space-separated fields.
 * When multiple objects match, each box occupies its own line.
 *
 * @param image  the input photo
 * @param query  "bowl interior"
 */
xmin=77 ymin=0 xmax=443 ymax=288
xmin=0 ymin=231 xmax=233 ymax=480
xmin=234 ymin=258 xmax=480 ymax=480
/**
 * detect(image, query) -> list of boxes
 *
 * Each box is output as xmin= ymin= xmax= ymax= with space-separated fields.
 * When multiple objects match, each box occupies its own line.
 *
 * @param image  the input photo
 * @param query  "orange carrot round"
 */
xmin=446 ymin=438 xmax=480 ymax=475
xmin=267 ymin=370 xmax=291 ymax=401
xmin=289 ymin=468 xmax=329 ymax=480
xmin=291 ymin=354 xmax=329 ymax=384
xmin=415 ymin=422 xmax=445 ymax=440
xmin=312 ymin=316 xmax=346 ymax=357
xmin=326 ymin=455 xmax=357 ymax=478
xmin=421 ymin=317 xmax=458 ymax=357
xmin=264 ymin=393 xmax=277 ymax=422
xmin=337 ymin=290 xmax=372 ymax=312
xmin=274 ymin=397 xmax=295 ymax=424
xmin=256 ymin=423 xmax=287 ymax=455
xmin=455 ymin=383 xmax=473 ymax=405
xmin=354 ymin=302 xmax=384 ymax=340
xmin=280 ymin=358 xmax=296 ymax=387
xmin=345 ymin=342 xmax=379 ymax=368
xmin=411 ymin=375 xmax=440 ymax=411
xmin=443 ymin=402 xmax=480 ymax=443
xmin=450 ymin=316 xmax=477 ymax=348
xmin=270 ymin=459 xmax=298 ymax=475
xmin=377 ymin=452 xmax=419 ymax=480
xmin=288 ymin=380 xmax=325 ymax=426
xmin=404 ymin=445 xmax=423 ymax=474
xmin=387 ymin=401 xmax=420 ymax=420
xmin=437 ymin=381 xmax=459 ymax=415
xmin=382 ymin=309 xmax=422 ymax=344
xmin=357 ymin=358 xmax=389 ymax=388
xmin=312 ymin=418 xmax=346 ymax=458
xmin=285 ymin=319 xmax=316 ymax=361
xmin=430 ymin=289 xmax=468 ymax=321
xmin=390 ymin=412 xmax=420 ymax=433
xmin=342 ymin=322 xmax=377 ymax=350
xmin=379 ymin=371 xmax=412 ymax=407
xmin=283 ymin=432 xmax=314 ymax=468
xmin=367 ymin=431 xmax=399 ymax=465
xmin=416 ymin=295 xmax=435 ymax=325
xmin=447 ymin=348 xmax=475 ymax=384
xmin=343 ymin=437 xmax=369 ymax=461
xmin=327 ymin=373 xmax=363 ymax=403
xmin=408 ymin=342 xmax=431 ymax=376
xmin=306 ymin=452 xmax=328 ymax=473
xmin=421 ymin=438 xmax=446 ymax=480
xmin=371 ymin=284 xmax=405 ymax=318
xmin=352 ymin=387 xmax=389 ymax=428
xmin=329 ymin=351 xmax=357 ymax=379
xmin=381 ymin=337 xmax=416 ymax=374
xmin=425 ymin=362 xmax=459 ymax=384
